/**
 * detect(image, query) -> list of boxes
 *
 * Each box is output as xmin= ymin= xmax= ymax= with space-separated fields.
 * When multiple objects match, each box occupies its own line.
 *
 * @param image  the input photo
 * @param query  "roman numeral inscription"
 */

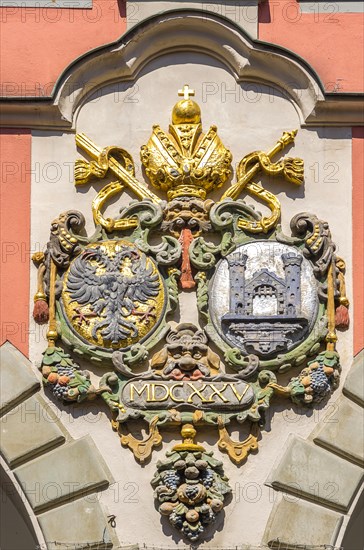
xmin=122 ymin=380 xmax=255 ymax=410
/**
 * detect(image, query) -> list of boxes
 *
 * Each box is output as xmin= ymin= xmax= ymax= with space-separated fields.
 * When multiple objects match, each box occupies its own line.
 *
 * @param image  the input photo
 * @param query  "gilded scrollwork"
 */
xmin=217 ymin=418 xmax=259 ymax=464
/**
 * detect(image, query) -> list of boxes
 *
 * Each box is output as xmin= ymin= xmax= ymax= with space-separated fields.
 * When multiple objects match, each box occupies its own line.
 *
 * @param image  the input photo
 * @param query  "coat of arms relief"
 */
xmin=32 ymin=85 xmax=349 ymax=542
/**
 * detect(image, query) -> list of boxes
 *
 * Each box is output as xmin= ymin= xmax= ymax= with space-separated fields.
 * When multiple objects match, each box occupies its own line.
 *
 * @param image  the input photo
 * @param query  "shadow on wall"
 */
xmin=0 ymin=465 xmax=40 ymax=550
xmin=341 ymin=489 xmax=364 ymax=550
xmin=116 ymin=0 xmax=126 ymax=19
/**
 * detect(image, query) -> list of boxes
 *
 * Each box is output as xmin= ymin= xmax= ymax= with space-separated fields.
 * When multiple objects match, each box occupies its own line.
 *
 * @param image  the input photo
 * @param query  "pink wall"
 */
xmin=1 ymin=1 xmax=362 ymax=95
xmin=259 ymin=0 xmax=364 ymax=92
xmin=0 ymin=0 xmax=126 ymax=97
xmin=0 ymin=130 xmax=31 ymax=356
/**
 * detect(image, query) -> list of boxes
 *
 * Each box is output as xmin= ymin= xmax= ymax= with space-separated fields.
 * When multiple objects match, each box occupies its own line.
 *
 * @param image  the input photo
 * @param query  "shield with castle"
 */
xmin=218 ymin=243 xmax=315 ymax=357
xmin=32 ymin=85 xmax=349 ymax=542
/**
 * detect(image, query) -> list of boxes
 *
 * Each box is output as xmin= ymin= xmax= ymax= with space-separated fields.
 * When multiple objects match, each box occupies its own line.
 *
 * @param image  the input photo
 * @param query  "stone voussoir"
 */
xmin=312 ymin=396 xmax=364 ymax=467
xmin=37 ymin=498 xmax=114 ymax=550
xmin=265 ymin=434 xmax=364 ymax=512
xmin=0 ymin=394 xmax=67 ymax=468
xmin=0 ymin=341 xmax=40 ymax=417
xmin=13 ymin=436 xmax=113 ymax=513
xmin=262 ymin=494 xmax=344 ymax=548
xmin=343 ymin=349 xmax=364 ymax=407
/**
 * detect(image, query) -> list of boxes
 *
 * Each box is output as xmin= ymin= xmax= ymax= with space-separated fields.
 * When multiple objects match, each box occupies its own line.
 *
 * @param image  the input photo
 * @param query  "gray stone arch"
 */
xmin=51 ymin=9 xmax=326 ymax=127
xmin=0 ymin=341 xmax=119 ymax=550
xmin=263 ymin=350 xmax=364 ymax=549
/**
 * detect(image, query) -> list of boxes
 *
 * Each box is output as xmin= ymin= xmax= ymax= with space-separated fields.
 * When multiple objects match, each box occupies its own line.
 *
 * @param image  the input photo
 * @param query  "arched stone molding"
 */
xmin=55 ymin=10 xmax=324 ymax=126
xmin=0 ymin=10 xmax=363 ymax=129
xmin=263 ymin=349 xmax=364 ymax=548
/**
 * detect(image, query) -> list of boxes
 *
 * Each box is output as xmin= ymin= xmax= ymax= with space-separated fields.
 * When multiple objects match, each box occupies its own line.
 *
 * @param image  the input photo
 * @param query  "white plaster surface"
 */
xmin=29 ymin=50 xmax=353 ymax=547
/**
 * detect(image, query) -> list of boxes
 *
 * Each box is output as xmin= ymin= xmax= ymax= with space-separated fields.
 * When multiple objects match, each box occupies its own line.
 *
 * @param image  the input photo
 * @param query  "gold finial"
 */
xmin=178 ymin=84 xmax=195 ymax=100
xmin=172 ymin=86 xmax=201 ymax=125
xmin=172 ymin=423 xmax=205 ymax=452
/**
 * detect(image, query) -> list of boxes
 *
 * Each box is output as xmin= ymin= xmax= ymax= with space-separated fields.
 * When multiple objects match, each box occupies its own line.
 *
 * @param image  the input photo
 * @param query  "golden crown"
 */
xmin=140 ymin=85 xmax=232 ymax=201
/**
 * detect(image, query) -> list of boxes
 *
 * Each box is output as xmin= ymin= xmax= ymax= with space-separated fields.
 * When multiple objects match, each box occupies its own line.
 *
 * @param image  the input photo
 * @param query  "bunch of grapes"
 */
xmin=185 ymin=484 xmax=200 ymax=500
xmin=200 ymin=506 xmax=215 ymax=524
xmin=56 ymin=365 xmax=76 ymax=378
xmin=181 ymin=521 xmax=203 ymax=542
xmin=169 ymin=511 xmax=183 ymax=529
xmin=163 ymin=470 xmax=180 ymax=491
xmin=201 ymin=468 xmax=214 ymax=488
xmin=48 ymin=364 xmax=77 ymax=401
xmin=310 ymin=365 xmax=330 ymax=396
xmin=52 ymin=384 xmax=69 ymax=400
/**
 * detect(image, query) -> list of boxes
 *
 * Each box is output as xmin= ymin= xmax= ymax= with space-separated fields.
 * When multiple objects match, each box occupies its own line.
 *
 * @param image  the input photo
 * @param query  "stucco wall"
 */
xmin=258 ymin=0 xmax=364 ymax=92
xmin=0 ymin=0 xmax=126 ymax=97
xmin=0 ymin=130 xmax=31 ymax=356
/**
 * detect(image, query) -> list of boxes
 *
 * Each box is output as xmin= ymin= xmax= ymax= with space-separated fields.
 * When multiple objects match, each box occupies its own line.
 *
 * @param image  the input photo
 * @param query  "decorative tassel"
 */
xmin=178 ymin=228 xmax=195 ymax=289
xmin=33 ymin=294 xmax=49 ymax=324
xmin=335 ymin=303 xmax=350 ymax=329
xmin=46 ymin=258 xmax=58 ymax=347
xmin=32 ymin=253 xmax=49 ymax=324
xmin=335 ymin=257 xmax=349 ymax=329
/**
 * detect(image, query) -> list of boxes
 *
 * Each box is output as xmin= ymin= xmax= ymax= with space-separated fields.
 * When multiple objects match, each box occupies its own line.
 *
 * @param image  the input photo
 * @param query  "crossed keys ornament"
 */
xmin=32 ymin=85 xmax=349 ymax=542
xmin=74 ymin=84 xmax=303 ymax=289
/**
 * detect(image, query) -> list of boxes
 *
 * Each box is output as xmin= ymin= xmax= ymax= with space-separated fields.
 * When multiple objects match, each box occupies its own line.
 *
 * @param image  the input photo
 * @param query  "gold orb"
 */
xmin=46 ymin=330 xmax=58 ymax=341
xmin=172 ymin=99 xmax=201 ymax=125
xmin=181 ymin=423 xmax=196 ymax=440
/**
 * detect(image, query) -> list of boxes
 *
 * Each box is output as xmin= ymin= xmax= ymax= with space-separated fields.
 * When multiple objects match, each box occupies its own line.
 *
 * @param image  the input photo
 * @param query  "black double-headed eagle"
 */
xmin=66 ymin=245 xmax=160 ymax=344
